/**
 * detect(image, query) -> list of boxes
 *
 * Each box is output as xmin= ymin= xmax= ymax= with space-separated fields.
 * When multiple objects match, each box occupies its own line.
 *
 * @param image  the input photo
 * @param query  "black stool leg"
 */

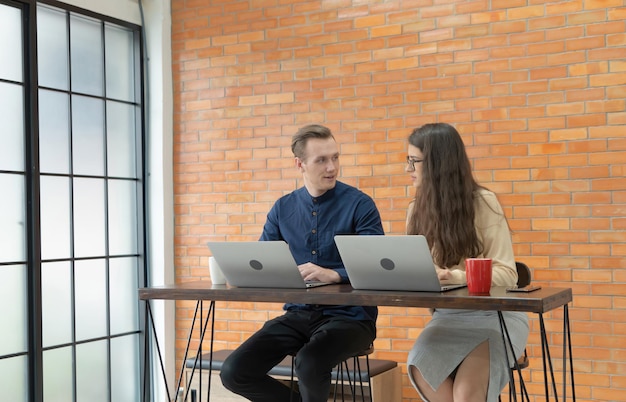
xmin=289 ymin=355 xmax=296 ymax=402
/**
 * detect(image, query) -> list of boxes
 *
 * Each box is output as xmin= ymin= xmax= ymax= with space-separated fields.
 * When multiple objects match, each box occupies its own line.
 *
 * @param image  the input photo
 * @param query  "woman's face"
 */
xmin=406 ymin=144 xmax=424 ymax=188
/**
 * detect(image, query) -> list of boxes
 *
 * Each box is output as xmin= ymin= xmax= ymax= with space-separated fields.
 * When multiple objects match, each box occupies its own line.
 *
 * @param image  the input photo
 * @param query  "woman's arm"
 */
xmin=411 ymin=192 xmax=518 ymax=287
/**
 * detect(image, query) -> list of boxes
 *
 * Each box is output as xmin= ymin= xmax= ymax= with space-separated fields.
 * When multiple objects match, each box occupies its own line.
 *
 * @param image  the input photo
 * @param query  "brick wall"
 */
xmin=171 ymin=0 xmax=626 ymax=400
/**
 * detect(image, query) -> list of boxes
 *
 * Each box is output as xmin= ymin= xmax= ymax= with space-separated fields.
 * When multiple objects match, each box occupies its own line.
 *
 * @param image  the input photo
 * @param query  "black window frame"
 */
xmin=0 ymin=1 xmax=149 ymax=401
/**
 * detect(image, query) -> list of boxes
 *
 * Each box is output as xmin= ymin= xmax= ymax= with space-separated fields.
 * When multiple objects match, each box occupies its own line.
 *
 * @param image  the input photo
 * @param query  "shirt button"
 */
xmin=311 ymin=250 xmax=317 ymax=255
xmin=312 ymin=229 xmax=316 ymax=234
xmin=312 ymin=211 xmax=317 ymax=216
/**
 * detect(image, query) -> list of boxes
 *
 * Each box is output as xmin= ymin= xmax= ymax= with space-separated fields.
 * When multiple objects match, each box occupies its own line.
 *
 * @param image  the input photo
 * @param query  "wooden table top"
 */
xmin=139 ymin=282 xmax=572 ymax=314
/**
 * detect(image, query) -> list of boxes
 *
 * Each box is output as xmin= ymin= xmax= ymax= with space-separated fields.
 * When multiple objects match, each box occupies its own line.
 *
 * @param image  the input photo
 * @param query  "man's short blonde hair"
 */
xmin=291 ymin=124 xmax=335 ymax=160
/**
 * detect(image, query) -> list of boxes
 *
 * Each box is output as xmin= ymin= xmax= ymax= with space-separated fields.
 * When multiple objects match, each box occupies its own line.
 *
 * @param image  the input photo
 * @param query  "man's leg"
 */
xmin=294 ymin=316 xmax=376 ymax=402
xmin=220 ymin=311 xmax=311 ymax=402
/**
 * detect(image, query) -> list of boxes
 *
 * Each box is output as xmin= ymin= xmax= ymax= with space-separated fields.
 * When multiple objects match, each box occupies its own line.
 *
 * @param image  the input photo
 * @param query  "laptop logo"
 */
xmin=250 ymin=260 xmax=264 ymax=270
xmin=380 ymin=258 xmax=395 ymax=270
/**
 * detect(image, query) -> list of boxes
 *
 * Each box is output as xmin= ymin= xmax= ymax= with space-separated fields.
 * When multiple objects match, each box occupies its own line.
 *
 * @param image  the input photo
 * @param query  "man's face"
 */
xmin=296 ymin=137 xmax=339 ymax=197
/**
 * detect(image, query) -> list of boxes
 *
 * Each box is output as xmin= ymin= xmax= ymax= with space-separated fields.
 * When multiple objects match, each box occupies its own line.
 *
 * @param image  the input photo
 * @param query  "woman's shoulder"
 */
xmin=474 ymin=188 xmax=499 ymax=204
xmin=474 ymin=187 xmax=496 ymax=198
xmin=474 ymin=188 xmax=504 ymax=217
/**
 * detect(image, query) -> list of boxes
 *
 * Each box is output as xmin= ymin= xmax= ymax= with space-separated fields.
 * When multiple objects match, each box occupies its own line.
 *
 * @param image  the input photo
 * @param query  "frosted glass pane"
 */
xmin=75 ymin=259 xmax=107 ymax=341
xmin=107 ymin=101 xmax=137 ymax=178
xmin=37 ymin=5 xmax=69 ymax=90
xmin=72 ymin=95 xmax=105 ymax=176
xmin=0 ymin=356 xmax=28 ymax=402
xmin=0 ymin=4 xmax=23 ymax=82
xmin=0 ymin=265 xmax=27 ymax=355
xmin=42 ymin=262 xmax=72 ymax=347
xmin=43 ymin=347 xmax=73 ymax=402
xmin=76 ymin=341 xmax=108 ymax=402
xmin=108 ymin=180 xmax=138 ymax=255
xmin=0 ymin=82 xmax=25 ymax=171
xmin=70 ymin=14 xmax=103 ymax=96
xmin=105 ymin=24 xmax=135 ymax=102
xmin=0 ymin=174 xmax=26 ymax=262
xmin=40 ymin=176 xmax=71 ymax=260
xmin=110 ymin=257 xmax=138 ymax=334
xmin=73 ymin=178 xmax=105 ymax=257
xmin=39 ymin=90 xmax=70 ymax=174
xmin=111 ymin=335 xmax=140 ymax=402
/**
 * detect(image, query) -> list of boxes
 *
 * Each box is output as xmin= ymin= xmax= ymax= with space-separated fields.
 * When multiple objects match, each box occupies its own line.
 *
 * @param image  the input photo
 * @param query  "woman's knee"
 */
xmin=452 ymin=343 xmax=490 ymax=402
xmin=452 ymin=381 xmax=488 ymax=402
xmin=409 ymin=365 xmax=433 ymax=401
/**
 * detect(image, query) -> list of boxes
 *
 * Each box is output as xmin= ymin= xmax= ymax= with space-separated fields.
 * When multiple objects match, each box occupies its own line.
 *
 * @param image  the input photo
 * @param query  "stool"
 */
xmin=333 ymin=345 xmax=374 ymax=402
xmin=289 ymin=345 xmax=374 ymax=402
xmin=184 ymin=349 xmax=400 ymax=402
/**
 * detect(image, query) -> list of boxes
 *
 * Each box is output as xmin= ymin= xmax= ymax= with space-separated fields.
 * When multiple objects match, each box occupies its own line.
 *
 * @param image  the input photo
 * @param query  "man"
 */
xmin=220 ymin=124 xmax=384 ymax=402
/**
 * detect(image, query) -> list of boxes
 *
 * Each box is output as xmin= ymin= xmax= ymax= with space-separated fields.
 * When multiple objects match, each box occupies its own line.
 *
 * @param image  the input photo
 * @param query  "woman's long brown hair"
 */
xmin=407 ymin=123 xmax=484 ymax=268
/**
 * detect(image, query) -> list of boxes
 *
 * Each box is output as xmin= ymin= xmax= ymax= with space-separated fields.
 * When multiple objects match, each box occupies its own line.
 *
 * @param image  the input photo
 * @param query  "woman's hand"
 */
xmin=436 ymin=267 xmax=453 ymax=281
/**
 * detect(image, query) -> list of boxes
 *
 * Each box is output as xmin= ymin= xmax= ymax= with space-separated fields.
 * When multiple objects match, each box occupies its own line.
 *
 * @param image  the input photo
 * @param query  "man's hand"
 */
xmin=298 ymin=262 xmax=341 ymax=283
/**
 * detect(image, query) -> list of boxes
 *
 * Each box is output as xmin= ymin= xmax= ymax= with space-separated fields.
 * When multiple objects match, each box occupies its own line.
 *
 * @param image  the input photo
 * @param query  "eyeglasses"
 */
xmin=406 ymin=156 xmax=423 ymax=171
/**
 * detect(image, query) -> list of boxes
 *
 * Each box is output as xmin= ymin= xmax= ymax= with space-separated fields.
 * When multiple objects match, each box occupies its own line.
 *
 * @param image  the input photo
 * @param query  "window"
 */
xmin=0 ymin=1 xmax=146 ymax=401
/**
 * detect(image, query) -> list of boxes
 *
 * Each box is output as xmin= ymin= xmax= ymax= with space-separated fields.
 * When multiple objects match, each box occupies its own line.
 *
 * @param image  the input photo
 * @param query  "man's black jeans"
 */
xmin=220 ymin=309 xmax=376 ymax=402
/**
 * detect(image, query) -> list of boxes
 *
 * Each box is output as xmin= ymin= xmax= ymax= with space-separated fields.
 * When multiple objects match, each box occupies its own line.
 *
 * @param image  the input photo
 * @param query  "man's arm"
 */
xmin=259 ymin=202 xmax=281 ymax=241
xmin=354 ymin=197 xmax=385 ymax=236
xmin=298 ymin=262 xmax=342 ymax=283
xmin=328 ymin=196 xmax=384 ymax=283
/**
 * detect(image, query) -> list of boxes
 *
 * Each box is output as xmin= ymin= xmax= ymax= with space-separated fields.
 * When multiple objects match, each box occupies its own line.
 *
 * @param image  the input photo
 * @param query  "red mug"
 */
xmin=465 ymin=258 xmax=492 ymax=294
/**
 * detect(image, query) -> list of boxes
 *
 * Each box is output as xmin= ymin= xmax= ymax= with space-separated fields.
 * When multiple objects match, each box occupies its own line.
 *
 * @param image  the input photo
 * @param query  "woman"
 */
xmin=405 ymin=123 xmax=529 ymax=402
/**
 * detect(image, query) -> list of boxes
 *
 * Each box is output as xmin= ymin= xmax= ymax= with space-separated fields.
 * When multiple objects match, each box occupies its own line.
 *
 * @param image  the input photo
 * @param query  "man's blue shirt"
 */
xmin=260 ymin=181 xmax=384 ymax=322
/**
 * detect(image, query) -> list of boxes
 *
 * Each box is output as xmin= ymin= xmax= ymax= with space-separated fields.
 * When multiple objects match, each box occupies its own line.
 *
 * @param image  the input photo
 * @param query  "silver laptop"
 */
xmin=334 ymin=235 xmax=467 ymax=292
xmin=206 ymin=241 xmax=332 ymax=289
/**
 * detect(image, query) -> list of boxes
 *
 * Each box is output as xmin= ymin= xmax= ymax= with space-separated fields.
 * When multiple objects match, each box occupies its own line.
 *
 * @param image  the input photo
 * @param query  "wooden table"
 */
xmin=139 ymin=283 xmax=575 ymax=402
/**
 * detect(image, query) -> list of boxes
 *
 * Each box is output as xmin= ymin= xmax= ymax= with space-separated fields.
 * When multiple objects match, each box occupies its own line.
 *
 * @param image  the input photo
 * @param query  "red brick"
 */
xmin=171 ymin=2 xmax=626 ymax=399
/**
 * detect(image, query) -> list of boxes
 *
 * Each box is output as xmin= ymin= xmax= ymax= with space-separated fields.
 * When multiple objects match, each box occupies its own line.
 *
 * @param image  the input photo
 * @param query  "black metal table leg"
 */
xmin=498 ymin=311 xmax=518 ymax=402
xmin=144 ymin=300 xmax=173 ymax=401
xmin=143 ymin=299 xmax=216 ymax=402
xmin=563 ymin=304 xmax=576 ymax=401
xmin=539 ymin=313 xmax=560 ymax=401
xmin=182 ymin=300 xmax=216 ymax=402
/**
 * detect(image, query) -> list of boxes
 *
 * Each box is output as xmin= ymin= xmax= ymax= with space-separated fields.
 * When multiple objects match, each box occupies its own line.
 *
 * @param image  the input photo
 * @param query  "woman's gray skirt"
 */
xmin=407 ymin=309 xmax=529 ymax=402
